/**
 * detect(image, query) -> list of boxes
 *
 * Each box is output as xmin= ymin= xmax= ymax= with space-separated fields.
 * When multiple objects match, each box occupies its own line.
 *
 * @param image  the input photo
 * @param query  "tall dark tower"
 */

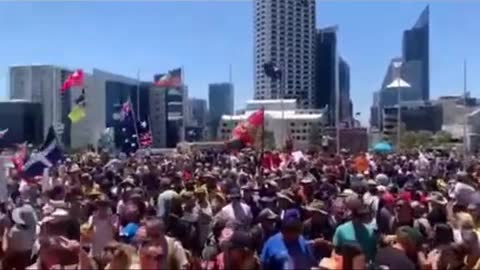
xmin=402 ymin=5 xmax=429 ymax=100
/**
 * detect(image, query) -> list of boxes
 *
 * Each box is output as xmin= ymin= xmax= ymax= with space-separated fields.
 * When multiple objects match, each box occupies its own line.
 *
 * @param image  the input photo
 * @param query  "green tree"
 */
xmin=433 ymin=131 xmax=452 ymax=146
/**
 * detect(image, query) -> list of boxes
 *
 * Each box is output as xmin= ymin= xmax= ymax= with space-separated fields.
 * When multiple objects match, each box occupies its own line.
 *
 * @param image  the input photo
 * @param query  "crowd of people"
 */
xmin=1 ymin=146 xmax=480 ymax=270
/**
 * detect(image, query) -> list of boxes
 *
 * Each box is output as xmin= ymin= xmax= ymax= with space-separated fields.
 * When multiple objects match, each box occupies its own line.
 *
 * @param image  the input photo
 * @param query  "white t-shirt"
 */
xmin=215 ymin=202 xmax=252 ymax=228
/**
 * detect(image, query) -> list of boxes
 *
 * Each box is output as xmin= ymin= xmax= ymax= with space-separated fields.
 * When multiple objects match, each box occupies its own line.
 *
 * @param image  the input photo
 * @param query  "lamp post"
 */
xmin=386 ymin=61 xmax=411 ymax=150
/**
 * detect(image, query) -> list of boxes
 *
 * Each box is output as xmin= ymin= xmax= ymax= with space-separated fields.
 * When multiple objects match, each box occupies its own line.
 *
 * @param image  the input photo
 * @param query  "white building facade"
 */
xmin=219 ymin=99 xmax=325 ymax=149
xmin=254 ymin=0 xmax=316 ymax=109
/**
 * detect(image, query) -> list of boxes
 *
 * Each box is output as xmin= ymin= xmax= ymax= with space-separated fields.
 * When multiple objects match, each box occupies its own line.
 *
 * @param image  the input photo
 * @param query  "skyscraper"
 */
xmin=403 ymin=6 xmax=429 ymax=101
xmin=370 ymin=6 xmax=429 ymax=129
xmin=339 ymin=57 xmax=352 ymax=122
xmin=187 ymin=98 xmax=208 ymax=128
xmin=254 ymin=0 xmax=316 ymax=108
xmin=9 ymin=65 xmax=74 ymax=146
xmin=209 ymin=83 xmax=234 ymax=139
xmin=314 ymin=27 xmax=352 ymax=125
xmin=314 ymin=27 xmax=336 ymax=112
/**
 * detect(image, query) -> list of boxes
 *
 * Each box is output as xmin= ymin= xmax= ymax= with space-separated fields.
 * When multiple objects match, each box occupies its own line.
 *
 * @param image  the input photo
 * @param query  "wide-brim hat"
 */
xmin=427 ymin=191 xmax=448 ymax=205
xmin=305 ymin=200 xmax=329 ymax=215
xmin=258 ymin=208 xmax=279 ymax=220
xmin=12 ymin=205 xmax=37 ymax=226
xmin=276 ymin=190 xmax=295 ymax=204
xmin=69 ymin=164 xmax=81 ymax=173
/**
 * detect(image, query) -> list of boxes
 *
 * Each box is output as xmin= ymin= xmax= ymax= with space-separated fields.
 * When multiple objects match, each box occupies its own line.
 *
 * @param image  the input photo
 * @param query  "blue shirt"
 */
xmin=261 ymin=232 xmax=315 ymax=270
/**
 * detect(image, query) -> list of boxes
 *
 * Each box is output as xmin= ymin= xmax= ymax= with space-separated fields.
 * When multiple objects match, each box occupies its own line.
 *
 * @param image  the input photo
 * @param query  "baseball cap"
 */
xmin=281 ymin=208 xmax=302 ymax=229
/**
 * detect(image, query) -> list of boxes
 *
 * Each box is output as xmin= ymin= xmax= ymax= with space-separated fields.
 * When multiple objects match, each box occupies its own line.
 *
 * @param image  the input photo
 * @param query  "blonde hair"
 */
xmin=456 ymin=212 xmax=474 ymax=230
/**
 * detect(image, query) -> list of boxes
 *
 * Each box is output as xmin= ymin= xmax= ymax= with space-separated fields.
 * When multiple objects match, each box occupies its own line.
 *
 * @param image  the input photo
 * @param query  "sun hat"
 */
xmin=305 ymin=200 xmax=329 ymax=215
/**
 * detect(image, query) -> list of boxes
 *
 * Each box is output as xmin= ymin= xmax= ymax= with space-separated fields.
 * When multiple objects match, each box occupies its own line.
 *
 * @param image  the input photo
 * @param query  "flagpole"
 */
xmin=136 ymin=69 xmax=141 ymax=120
xmin=129 ymin=97 xmax=141 ymax=149
xmin=463 ymin=59 xmax=468 ymax=156
xmin=334 ymin=26 xmax=340 ymax=155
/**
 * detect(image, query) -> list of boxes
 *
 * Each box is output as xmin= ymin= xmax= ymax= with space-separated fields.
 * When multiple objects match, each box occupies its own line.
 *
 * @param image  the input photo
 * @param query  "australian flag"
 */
xmin=23 ymin=126 xmax=63 ymax=178
xmin=120 ymin=119 xmax=153 ymax=153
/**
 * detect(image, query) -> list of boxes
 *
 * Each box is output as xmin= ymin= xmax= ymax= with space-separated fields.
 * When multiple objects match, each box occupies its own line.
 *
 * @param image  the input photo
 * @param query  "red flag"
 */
xmin=11 ymin=142 xmax=27 ymax=172
xmin=139 ymin=132 xmax=153 ymax=147
xmin=154 ymin=68 xmax=182 ymax=88
xmin=231 ymin=108 xmax=264 ymax=147
xmin=61 ymin=69 xmax=84 ymax=93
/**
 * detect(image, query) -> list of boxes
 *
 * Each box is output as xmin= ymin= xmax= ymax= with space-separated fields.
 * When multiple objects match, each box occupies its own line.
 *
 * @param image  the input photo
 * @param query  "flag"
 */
xmin=138 ymin=121 xmax=153 ymax=148
xmin=228 ymin=108 xmax=264 ymax=149
xmin=11 ymin=142 xmax=27 ymax=172
xmin=23 ymin=127 xmax=63 ymax=178
xmin=68 ymin=106 xmax=86 ymax=123
xmin=0 ymin=129 xmax=8 ymax=139
xmin=68 ymin=89 xmax=86 ymax=123
xmin=61 ymin=69 xmax=84 ymax=93
xmin=119 ymin=99 xmax=133 ymax=121
xmin=154 ymin=68 xmax=182 ymax=87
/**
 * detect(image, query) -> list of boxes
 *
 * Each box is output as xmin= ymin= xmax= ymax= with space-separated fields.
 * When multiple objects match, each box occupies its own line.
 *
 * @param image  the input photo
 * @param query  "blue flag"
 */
xmin=23 ymin=126 xmax=63 ymax=178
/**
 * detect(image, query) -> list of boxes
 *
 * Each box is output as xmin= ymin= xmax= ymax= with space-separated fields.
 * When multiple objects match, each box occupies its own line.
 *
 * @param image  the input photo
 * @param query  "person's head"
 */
xmin=144 ymin=217 xmax=166 ymax=243
xmin=138 ymin=240 xmax=165 ymax=270
xmin=349 ymin=198 xmax=371 ymax=224
xmin=194 ymin=186 xmax=208 ymax=202
xmin=38 ymin=236 xmax=80 ymax=269
xmin=225 ymin=230 xmax=255 ymax=264
xmin=306 ymin=200 xmax=328 ymax=223
xmin=281 ymin=209 xmax=303 ymax=242
xmin=395 ymin=226 xmax=422 ymax=256
xmin=227 ymin=187 xmax=242 ymax=203
xmin=395 ymin=199 xmax=414 ymax=223
xmin=437 ymin=244 xmax=467 ymax=270
xmin=337 ymin=242 xmax=366 ymax=270
xmin=433 ymin=223 xmax=454 ymax=247
xmin=467 ymin=203 xmax=480 ymax=221
xmin=101 ymin=241 xmax=132 ymax=269
xmin=461 ymin=229 xmax=480 ymax=254
xmin=257 ymin=208 xmax=278 ymax=231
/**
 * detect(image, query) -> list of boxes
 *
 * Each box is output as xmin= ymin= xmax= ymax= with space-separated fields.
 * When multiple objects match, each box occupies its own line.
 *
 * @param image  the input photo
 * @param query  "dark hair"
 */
xmin=437 ymin=244 xmax=466 ymax=270
xmin=336 ymin=241 xmax=364 ymax=270
xmin=433 ymin=223 xmax=454 ymax=247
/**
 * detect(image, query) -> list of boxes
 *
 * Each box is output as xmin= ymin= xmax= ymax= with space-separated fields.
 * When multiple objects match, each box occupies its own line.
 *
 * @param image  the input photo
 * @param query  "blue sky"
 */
xmin=0 ymin=1 xmax=479 ymax=124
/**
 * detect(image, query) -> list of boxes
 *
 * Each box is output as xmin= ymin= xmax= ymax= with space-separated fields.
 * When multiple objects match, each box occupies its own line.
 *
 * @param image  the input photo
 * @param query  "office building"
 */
xmin=104 ymin=80 xmax=152 ymax=149
xmin=382 ymin=101 xmax=443 ymax=140
xmin=403 ymin=6 xmax=429 ymax=101
xmin=154 ymin=69 xmax=188 ymax=147
xmin=187 ymin=98 xmax=208 ymax=128
xmin=371 ymin=6 xmax=429 ymax=129
xmin=254 ymin=0 xmax=316 ymax=108
xmin=219 ymin=99 xmax=326 ymax=149
xmin=9 ymin=65 xmax=76 ymax=147
xmin=314 ymin=27 xmax=352 ymax=125
xmin=209 ymin=83 xmax=234 ymax=139
xmin=314 ymin=27 xmax=336 ymax=113
xmin=339 ymin=57 xmax=352 ymax=123
xmin=0 ymin=100 xmax=43 ymax=148
xmin=186 ymin=98 xmax=208 ymax=141
xmin=149 ymin=86 xmax=168 ymax=148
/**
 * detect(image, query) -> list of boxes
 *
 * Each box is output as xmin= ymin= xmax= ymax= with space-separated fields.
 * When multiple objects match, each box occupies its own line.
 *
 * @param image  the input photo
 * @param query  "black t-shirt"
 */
xmin=375 ymin=246 xmax=416 ymax=270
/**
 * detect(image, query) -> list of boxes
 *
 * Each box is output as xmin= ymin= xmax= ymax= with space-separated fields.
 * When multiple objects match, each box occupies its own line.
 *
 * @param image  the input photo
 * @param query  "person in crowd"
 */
xmin=261 ymin=208 xmax=316 ymax=269
xmin=375 ymin=226 xmax=422 ymax=270
xmin=333 ymin=198 xmax=377 ymax=261
xmin=3 ymin=141 xmax=480 ymax=270
xmin=250 ymin=208 xmax=278 ymax=254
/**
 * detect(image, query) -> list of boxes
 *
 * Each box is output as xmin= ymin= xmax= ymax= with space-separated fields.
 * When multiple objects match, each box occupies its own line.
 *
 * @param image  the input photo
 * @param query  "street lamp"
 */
xmin=386 ymin=61 xmax=411 ymax=150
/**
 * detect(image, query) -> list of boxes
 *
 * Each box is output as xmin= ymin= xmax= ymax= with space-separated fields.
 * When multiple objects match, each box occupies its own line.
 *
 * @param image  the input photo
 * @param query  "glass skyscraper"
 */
xmin=403 ymin=5 xmax=429 ymax=101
